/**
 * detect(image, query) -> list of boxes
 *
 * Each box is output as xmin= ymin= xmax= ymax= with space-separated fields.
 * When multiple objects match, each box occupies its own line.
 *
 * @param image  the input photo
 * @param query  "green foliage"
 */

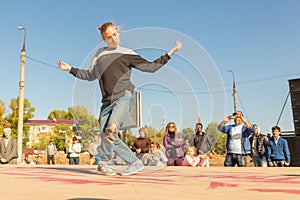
xmin=179 ymin=127 xmax=195 ymax=143
xmin=0 ymin=100 xmax=10 ymax=133
xmin=145 ymin=126 xmax=165 ymax=138
xmin=125 ymin=129 xmax=136 ymax=147
xmin=0 ymin=98 xmax=35 ymax=149
xmin=52 ymin=124 xmax=73 ymax=151
xmin=6 ymin=97 xmax=35 ymax=139
xmin=214 ymin=134 xmax=227 ymax=155
xmin=146 ymin=126 xmax=159 ymax=138
xmin=31 ymin=136 xmax=48 ymax=151
xmin=47 ymin=105 xmax=98 ymax=151
xmin=205 ymin=122 xmax=226 ymax=154
xmin=68 ymin=105 xmax=98 ymax=150
xmin=47 ymin=109 xmax=69 ymax=120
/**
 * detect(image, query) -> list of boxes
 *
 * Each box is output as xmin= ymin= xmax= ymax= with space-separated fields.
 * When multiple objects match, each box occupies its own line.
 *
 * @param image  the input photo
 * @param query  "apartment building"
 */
xmin=25 ymin=119 xmax=80 ymax=148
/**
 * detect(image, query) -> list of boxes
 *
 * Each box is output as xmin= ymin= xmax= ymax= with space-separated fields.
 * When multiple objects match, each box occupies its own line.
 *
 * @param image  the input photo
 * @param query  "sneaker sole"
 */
xmin=97 ymin=167 xmax=117 ymax=176
xmin=120 ymin=166 xmax=144 ymax=176
xmin=96 ymin=170 xmax=117 ymax=176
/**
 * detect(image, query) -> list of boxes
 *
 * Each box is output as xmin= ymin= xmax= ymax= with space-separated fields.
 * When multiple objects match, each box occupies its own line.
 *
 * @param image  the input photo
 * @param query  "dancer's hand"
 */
xmin=58 ymin=61 xmax=71 ymax=71
xmin=168 ymin=40 xmax=182 ymax=56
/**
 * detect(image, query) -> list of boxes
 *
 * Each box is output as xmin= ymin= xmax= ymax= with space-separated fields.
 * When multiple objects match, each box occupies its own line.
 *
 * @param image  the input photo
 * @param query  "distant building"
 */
xmin=25 ymin=119 xmax=80 ymax=148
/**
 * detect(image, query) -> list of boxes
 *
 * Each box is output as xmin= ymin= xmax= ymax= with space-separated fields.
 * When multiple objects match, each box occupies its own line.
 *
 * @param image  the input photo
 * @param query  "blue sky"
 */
xmin=1 ymin=0 xmax=300 ymax=135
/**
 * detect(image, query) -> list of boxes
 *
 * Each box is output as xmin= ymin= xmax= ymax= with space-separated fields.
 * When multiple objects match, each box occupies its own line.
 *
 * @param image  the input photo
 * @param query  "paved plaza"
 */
xmin=1 ymin=165 xmax=300 ymax=200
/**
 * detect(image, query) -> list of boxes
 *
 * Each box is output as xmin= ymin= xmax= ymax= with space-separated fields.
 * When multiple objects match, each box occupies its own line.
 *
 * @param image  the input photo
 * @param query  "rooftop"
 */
xmin=26 ymin=119 xmax=80 ymax=126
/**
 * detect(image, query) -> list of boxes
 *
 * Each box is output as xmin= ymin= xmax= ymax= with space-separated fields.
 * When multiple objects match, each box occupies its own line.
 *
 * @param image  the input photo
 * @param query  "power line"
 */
xmin=237 ymin=91 xmax=250 ymax=121
xmin=27 ymin=55 xmax=59 ymax=70
xmin=237 ymin=72 xmax=300 ymax=85
xmin=25 ymin=54 xmax=300 ymax=91
xmin=138 ymin=87 xmax=232 ymax=95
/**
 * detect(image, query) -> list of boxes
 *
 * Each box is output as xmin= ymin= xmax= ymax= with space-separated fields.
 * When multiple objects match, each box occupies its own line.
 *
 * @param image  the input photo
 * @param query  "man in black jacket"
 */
xmin=249 ymin=124 xmax=268 ymax=167
xmin=193 ymin=123 xmax=213 ymax=167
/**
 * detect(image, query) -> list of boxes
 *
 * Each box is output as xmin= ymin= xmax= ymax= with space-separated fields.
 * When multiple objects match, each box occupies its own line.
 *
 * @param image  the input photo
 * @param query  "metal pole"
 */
xmin=17 ymin=26 xmax=26 ymax=164
xmin=227 ymin=70 xmax=238 ymax=113
xmin=276 ymin=92 xmax=290 ymax=126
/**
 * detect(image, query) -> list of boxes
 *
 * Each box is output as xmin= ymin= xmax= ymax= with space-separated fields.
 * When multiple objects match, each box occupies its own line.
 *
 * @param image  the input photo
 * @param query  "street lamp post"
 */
xmin=227 ymin=70 xmax=238 ymax=113
xmin=17 ymin=26 xmax=26 ymax=164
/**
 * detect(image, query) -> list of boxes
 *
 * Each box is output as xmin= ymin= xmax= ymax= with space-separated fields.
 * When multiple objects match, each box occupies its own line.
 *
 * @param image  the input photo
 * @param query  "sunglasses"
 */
xmin=168 ymin=125 xmax=175 ymax=128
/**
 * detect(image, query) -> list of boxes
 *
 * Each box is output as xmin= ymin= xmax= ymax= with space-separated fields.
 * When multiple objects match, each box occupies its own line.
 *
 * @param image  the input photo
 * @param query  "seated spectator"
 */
xmin=132 ymin=127 xmax=151 ymax=159
xmin=0 ymin=127 xmax=18 ymax=164
xmin=163 ymin=122 xmax=184 ymax=166
xmin=182 ymin=146 xmax=200 ymax=167
xmin=88 ymin=134 xmax=101 ymax=165
xmin=142 ymin=142 xmax=168 ymax=166
xmin=267 ymin=126 xmax=290 ymax=167
xmin=22 ymin=152 xmax=36 ymax=165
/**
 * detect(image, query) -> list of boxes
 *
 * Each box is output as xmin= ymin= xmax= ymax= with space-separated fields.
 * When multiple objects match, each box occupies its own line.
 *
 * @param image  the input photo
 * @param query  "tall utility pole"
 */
xmin=17 ymin=26 xmax=26 ymax=164
xmin=227 ymin=70 xmax=238 ymax=113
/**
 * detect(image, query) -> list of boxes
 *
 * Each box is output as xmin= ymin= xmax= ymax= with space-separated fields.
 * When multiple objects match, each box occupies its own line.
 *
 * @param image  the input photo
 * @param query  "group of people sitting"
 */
xmin=131 ymin=122 xmax=213 ymax=167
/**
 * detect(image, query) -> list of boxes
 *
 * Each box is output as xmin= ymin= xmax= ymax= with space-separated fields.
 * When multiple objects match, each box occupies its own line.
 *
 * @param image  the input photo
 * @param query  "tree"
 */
xmin=0 ymin=100 xmax=10 ymax=133
xmin=31 ymin=135 xmax=48 ymax=151
xmin=214 ymin=134 xmax=227 ymax=155
xmin=146 ymin=126 xmax=157 ymax=138
xmin=47 ymin=109 xmax=69 ymax=120
xmin=205 ymin=123 xmax=226 ymax=154
xmin=180 ymin=127 xmax=195 ymax=143
xmin=52 ymin=124 xmax=73 ymax=151
xmin=5 ymin=98 xmax=35 ymax=148
xmin=125 ymin=129 xmax=136 ymax=147
xmin=0 ymin=100 xmax=6 ymax=119
xmin=67 ymin=105 xmax=98 ymax=149
xmin=47 ymin=105 xmax=98 ymax=150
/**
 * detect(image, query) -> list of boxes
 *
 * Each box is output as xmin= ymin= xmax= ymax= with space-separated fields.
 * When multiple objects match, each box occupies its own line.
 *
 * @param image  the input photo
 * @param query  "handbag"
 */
xmin=169 ymin=148 xmax=177 ymax=158
xmin=66 ymin=152 xmax=71 ymax=159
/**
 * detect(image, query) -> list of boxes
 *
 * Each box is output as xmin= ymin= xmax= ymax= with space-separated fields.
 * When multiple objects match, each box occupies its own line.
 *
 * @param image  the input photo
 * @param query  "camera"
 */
xmin=230 ymin=115 xmax=236 ymax=119
xmin=230 ymin=112 xmax=237 ymax=119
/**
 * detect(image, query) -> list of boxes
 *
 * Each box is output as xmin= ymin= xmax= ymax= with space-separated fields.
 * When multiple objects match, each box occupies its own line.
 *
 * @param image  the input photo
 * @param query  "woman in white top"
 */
xmin=68 ymin=136 xmax=81 ymax=165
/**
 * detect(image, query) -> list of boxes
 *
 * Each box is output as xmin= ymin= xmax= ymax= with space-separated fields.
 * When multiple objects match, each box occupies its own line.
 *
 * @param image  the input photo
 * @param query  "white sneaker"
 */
xmin=120 ymin=160 xmax=144 ymax=176
xmin=97 ymin=163 xmax=117 ymax=176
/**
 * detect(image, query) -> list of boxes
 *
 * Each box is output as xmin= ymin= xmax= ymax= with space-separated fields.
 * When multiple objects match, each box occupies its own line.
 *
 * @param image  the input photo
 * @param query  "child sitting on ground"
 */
xmin=141 ymin=142 xmax=168 ymax=166
xmin=182 ymin=146 xmax=201 ymax=167
xmin=22 ymin=152 xmax=36 ymax=165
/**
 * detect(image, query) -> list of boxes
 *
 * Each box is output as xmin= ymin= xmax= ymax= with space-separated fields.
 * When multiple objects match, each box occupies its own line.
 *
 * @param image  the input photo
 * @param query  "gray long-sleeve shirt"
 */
xmin=70 ymin=46 xmax=170 ymax=102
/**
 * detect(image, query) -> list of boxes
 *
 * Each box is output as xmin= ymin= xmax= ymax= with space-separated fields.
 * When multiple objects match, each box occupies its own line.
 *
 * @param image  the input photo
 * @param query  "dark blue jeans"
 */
xmin=224 ymin=153 xmax=244 ymax=167
xmin=47 ymin=155 xmax=55 ymax=164
xmin=69 ymin=157 xmax=79 ymax=165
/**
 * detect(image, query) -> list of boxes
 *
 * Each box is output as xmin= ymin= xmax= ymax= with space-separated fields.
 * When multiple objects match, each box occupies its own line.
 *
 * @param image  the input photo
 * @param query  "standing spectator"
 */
xmin=182 ymin=146 xmax=200 ymax=167
xmin=267 ymin=126 xmax=290 ymax=167
xmin=88 ymin=134 xmax=101 ymax=165
xmin=192 ymin=122 xmax=213 ymax=167
xmin=46 ymin=140 xmax=57 ymax=165
xmin=0 ymin=127 xmax=18 ymax=164
xmin=68 ymin=136 xmax=81 ymax=165
xmin=249 ymin=124 xmax=268 ymax=167
xmin=57 ymin=21 xmax=182 ymax=176
xmin=163 ymin=122 xmax=184 ymax=166
xmin=218 ymin=111 xmax=255 ymax=167
xmin=132 ymin=127 xmax=151 ymax=159
xmin=142 ymin=142 xmax=167 ymax=166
